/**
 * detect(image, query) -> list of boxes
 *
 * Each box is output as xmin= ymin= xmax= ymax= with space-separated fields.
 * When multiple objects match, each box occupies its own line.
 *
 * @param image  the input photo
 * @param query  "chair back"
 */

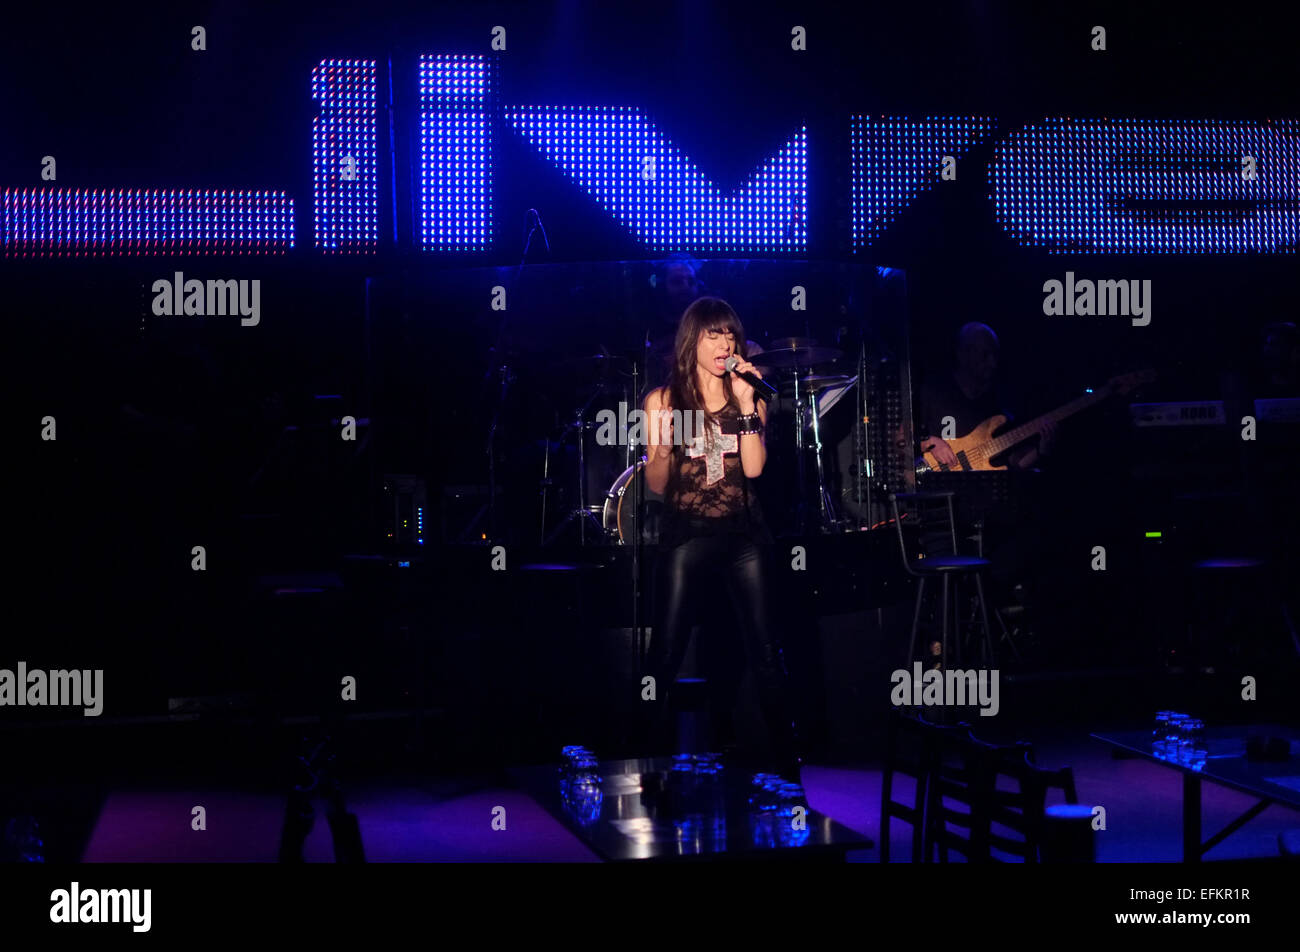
xmin=890 ymin=492 xmax=960 ymax=576
xmin=922 ymin=722 xmax=996 ymax=862
xmin=880 ymin=709 xmax=931 ymax=863
xmin=985 ymin=747 xmax=1078 ymax=862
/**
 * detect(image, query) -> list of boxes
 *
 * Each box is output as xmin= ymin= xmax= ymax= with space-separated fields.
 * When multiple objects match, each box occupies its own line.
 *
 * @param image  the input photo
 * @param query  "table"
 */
xmin=1091 ymin=724 xmax=1300 ymax=862
xmin=509 ymin=757 xmax=872 ymax=862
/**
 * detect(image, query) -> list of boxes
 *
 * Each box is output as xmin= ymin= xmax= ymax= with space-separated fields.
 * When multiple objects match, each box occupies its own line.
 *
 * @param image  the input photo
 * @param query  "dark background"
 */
xmin=2 ymin=1 xmax=1296 ymax=731
xmin=3 ymin=0 xmax=1292 ymax=412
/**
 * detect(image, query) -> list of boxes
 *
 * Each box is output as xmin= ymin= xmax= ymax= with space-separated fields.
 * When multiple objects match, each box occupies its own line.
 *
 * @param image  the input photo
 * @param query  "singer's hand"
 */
xmin=652 ymin=406 xmax=674 ymax=459
xmin=728 ymin=358 xmax=760 ymax=410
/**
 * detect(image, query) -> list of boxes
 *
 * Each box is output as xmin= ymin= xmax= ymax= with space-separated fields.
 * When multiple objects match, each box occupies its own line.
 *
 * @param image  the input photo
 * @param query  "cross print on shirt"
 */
xmin=685 ymin=420 xmax=738 ymax=485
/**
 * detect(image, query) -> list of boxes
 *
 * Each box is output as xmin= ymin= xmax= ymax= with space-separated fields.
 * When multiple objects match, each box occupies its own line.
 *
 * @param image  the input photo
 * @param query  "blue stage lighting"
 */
xmin=510 ymin=107 xmax=806 ymax=251
xmin=312 ymin=58 xmax=379 ymax=253
xmin=419 ymin=54 xmax=492 ymax=251
xmin=851 ymin=115 xmax=998 ymax=249
xmin=989 ymin=118 xmax=1299 ymax=253
xmin=0 ymin=188 xmax=294 ymax=256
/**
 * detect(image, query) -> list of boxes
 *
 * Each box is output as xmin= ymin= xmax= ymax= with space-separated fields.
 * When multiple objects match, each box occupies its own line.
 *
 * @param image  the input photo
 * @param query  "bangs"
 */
xmin=677 ymin=296 xmax=746 ymax=352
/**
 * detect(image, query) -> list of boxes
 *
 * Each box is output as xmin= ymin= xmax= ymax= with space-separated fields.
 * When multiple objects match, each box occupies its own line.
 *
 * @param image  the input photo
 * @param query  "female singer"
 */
xmin=641 ymin=297 xmax=803 ymax=782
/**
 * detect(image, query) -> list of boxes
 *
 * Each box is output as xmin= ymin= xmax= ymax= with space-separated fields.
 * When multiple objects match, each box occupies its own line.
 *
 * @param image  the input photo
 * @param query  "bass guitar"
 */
xmin=916 ymin=369 xmax=1155 ymax=473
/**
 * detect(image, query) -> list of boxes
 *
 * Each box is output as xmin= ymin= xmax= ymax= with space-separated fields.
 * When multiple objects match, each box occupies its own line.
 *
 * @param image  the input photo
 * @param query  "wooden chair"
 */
xmin=880 ymin=709 xmax=961 ymax=862
xmin=924 ymin=728 xmax=1079 ymax=863
xmin=923 ymin=726 xmax=1007 ymax=862
xmin=985 ymin=746 xmax=1080 ymax=862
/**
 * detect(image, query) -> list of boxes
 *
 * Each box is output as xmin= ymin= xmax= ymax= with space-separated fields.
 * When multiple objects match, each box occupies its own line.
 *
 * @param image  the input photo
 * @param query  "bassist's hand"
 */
xmin=1038 ymin=420 xmax=1057 ymax=457
xmin=1011 ymin=420 xmax=1056 ymax=470
xmin=921 ymin=436 xmax=959 ymax=468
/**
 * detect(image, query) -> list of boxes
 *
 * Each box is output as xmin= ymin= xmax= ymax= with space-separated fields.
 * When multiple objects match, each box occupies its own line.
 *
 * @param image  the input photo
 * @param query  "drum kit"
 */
xmin=538 ymin=338 xmax=856 ymax=545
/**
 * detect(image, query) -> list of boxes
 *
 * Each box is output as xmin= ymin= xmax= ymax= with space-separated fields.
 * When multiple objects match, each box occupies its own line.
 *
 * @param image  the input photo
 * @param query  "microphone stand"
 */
xmin=484 ymin=366 xmax=513 ymax=543
xmin=479 ymin=212 xmax=544 ymax=544
xmin=631 ymin=356 xmax=643 ymax=686
xmin=631 ymin=335 xmax=656 ymax=757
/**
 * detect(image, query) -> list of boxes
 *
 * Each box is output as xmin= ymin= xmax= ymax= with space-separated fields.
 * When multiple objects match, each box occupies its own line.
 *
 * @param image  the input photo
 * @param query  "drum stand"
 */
xmin=628 ymin=361 xmax=645 ymax=680
xmin=791 ymin=367 xmax=840 ymax=534
xmin=542 ymin=394 xmax=613 ymax=546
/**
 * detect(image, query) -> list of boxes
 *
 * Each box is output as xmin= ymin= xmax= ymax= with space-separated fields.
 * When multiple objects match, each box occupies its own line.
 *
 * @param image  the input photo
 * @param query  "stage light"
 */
xmin=510 ymin=107 xmax=806 ymax=251
xmin=989 ymin=118 xmax=1298 ymax=253
xmin=312 ymin=58 xmax=379 ymax=253
xmin=0 ymin=188 xmax=294 ymax=257
xmin=419 ymin=54 xmax=493 ymax=251
xmin=850 ymin=115 xmax=998 ymax=249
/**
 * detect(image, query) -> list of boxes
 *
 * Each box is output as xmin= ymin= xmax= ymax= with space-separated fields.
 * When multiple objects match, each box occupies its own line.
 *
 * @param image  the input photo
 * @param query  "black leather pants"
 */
xmin=642 ymin=529 xmax=804 ymax=779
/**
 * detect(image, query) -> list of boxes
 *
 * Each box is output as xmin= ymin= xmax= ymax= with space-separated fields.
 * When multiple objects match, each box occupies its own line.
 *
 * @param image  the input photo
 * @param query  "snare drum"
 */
xmin=602 ymin=460 xmax=662 ymax=544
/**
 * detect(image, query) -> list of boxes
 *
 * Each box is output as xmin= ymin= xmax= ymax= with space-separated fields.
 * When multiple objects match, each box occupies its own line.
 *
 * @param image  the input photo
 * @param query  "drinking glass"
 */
xmin=1166 ymin=714 xmax=1188 ymax=761
xmin=1152 ymin=711 xmax=1173 ymax=758
xmin=776 ymin=783 xmax=804 ymax=820
xmin=749 ymin=773 xmax=779 ymax=807
xmin=1182 ymin=718 xmax=1207 ymax=770
xmin=756 ymin=777 xmax=783 ymax=814
xmin=694 ymin=752 xmax=722 ymax=775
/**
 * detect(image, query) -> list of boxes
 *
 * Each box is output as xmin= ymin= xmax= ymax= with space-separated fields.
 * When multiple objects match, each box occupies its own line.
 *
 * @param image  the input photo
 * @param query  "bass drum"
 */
xmin=602 ymin=460 xmax=663 ymax=544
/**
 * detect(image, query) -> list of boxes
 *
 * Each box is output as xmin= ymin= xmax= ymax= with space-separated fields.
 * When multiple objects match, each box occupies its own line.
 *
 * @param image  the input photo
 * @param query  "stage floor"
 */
xmin=63 ymin=728 xmax=1298 ymax=863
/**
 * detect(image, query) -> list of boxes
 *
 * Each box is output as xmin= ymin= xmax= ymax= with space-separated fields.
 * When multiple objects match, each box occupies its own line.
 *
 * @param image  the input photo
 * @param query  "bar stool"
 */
xmin=1280 ymin=829 xmax=1300 ymax=860
xmin=890 ymin=492 xmax=996 ymax=670
xmin=1181 ymin=556 xmax=1297 ymax=672
xmin=1041 ymin=804 xmax=1096 ymax=863
xmin=1166 ymin=491 xmax=1298 ymax=671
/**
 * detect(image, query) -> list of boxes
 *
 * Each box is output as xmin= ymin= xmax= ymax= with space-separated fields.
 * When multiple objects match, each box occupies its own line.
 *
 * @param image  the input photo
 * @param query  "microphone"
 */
xmin=724 ymin=355 xmax=778 ymax=402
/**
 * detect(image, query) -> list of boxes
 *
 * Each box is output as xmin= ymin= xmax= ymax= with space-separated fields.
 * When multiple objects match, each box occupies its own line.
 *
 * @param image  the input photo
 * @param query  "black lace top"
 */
xmin=660 ymin=403 xmax=771 ymax=546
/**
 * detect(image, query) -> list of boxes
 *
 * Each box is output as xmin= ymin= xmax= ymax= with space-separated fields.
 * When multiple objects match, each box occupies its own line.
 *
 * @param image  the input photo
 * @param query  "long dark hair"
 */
xmin=665 ymin=297 xmax=748 ymax=442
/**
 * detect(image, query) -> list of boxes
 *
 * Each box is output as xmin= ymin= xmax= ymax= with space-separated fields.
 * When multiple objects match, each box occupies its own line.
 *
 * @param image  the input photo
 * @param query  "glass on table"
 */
xmin=694 ymin=752 xmax=723 ymax=775
xmin=1182 ymin=718 xmax=1207 ymax=770
xmin=749 ymin=773 xmax=779 ymax=807
xmin=1166 ymin=714 xmax=1189 ymax=762
xmin=560 ymin=746 xmax=595 ymax=772
xmin=560 ymin=750 xmax=600 ymax=798
xmin=1152 ymin=711 xmax=1174 ymax=758
xmin=775 ymin=783 xmax=804 ymax=820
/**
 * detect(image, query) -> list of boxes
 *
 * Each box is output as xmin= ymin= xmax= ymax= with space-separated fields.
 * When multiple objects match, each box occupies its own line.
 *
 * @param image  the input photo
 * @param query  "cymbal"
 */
xmin=558 ymin=352 xmax=635 ymax=368
xmin=549 ymin=352 xmax=637 ymax=379
xmin=779 ymin=373 xmax=852 ymax=394
xmin=767 ymin=337 xmax=817 ymax=351
xmin=752 ymin=344 xmax=844 ymax=370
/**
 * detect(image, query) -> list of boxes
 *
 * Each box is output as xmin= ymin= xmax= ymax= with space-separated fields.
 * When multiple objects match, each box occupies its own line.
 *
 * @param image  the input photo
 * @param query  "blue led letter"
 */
xmin=989 ymin=118 xmax=1298 ymax=253
xmin=312 ymin=58 xmax=379 ymax=253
